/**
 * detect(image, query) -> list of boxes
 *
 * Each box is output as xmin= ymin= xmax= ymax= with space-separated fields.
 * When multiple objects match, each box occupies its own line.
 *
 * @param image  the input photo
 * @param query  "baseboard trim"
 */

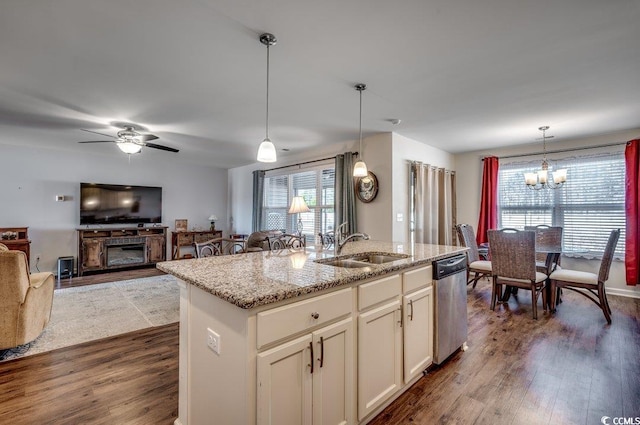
xmin=607 ymin=287 xmax=640 ymax=299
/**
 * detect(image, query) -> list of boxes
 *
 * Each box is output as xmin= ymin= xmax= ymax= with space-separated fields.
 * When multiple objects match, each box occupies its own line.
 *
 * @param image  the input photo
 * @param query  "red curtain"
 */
xmin=477 ymin=156 xmax=499 ymax=245
xmin=625 ymin=140 xmax=640 ymax=286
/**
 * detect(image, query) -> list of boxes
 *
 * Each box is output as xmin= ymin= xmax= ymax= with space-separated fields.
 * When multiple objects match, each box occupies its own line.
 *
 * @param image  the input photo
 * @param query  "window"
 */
xmin=498 ymin=152 xmax=625 ymax=259
xmin=262 ymin=163 xmax=335 ymax=243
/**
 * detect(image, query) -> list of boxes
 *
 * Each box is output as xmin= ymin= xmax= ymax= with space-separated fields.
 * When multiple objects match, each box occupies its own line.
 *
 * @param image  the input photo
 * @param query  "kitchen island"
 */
xmin=157 ymin=240 xmax=467 ymax=425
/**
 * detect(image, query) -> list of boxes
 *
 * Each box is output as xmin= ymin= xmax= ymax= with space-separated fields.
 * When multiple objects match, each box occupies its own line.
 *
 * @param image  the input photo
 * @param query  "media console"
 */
xmin=77 ymin=226 xmax=168 ymax=276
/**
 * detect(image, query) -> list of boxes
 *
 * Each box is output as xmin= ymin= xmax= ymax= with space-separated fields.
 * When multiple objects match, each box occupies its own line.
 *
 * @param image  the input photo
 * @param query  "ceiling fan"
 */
xmin=78 ymin=126 xmax=179 ymax=154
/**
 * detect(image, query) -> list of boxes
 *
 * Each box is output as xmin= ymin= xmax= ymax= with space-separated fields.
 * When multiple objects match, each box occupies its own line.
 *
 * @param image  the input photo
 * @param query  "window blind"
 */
xmin=262 ymin=164 xmax=335 ymax=243
xmin=498 ymin=151 xmax=625 ymax=260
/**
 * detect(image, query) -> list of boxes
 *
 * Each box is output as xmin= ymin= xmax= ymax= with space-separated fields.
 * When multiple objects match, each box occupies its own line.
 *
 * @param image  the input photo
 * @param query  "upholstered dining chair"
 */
xmin=244 ymin=230 xmax=284 ymax=252
xmin=0 ymin=244 xmax=55 ymax=350
xmin=488 ymin=229 xmax=548 ymax=319
xmin=549 ymin=228 xmax=620 ymax=324
xmin=524 ymin=225 xmax=563 ymax=273
xmin=456 ymin=224 xmax=492 ymax=288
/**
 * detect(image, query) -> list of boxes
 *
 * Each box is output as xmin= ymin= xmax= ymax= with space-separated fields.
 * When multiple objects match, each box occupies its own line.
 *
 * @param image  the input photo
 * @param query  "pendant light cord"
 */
xmin=265 ymin=44 xmax=270 ymax=140
xmin=359 ymin=88 xmax=363 ymax=155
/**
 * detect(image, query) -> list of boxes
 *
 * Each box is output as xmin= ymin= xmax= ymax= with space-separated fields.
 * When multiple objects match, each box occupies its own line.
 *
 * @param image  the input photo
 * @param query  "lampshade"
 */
xmin=353 ymin=83 xmax=368 ymax=177
xmin=353 ymin=160 xmax=368 ymax=177
xmin=257 ymin=138 xmax=277 ymax=163
xmin=257 ymin=33 xmax=278 ymax=163
xmin=208 ymin=215 xmax=218 ymax=221
xmin=117 ymin=141 xmax=142 ymax=154
xmin=288 ymin=196 xmax=310 ymax=214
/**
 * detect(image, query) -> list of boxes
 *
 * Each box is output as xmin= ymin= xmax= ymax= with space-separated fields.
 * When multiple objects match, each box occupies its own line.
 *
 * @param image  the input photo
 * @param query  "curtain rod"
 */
xmin=481 ymin=141 xmax=628 ymax=161
xmin=263 ymin=151 xmax=358 ymax=172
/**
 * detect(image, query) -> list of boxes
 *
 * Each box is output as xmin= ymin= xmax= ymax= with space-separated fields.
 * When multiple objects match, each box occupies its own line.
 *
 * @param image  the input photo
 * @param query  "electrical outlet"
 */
xmin=206 ymin=328 xmax=221 ymax=355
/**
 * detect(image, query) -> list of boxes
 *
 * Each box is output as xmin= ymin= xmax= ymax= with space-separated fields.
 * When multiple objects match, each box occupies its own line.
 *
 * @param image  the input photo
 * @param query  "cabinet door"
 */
xmin=357 ymin=299 xmax=402 ymax=421
xmin=82 ymin=239 xmax=104 ymax=269
xmin=257 ymin=334 xmax=313 ymax=425
xmin=147 ymin=236 xmax=165 ymax=263
xmin=312 ymin=318 xmax=354 ymax=425
xmin=403 ymin=286 xmax=433 ymax=383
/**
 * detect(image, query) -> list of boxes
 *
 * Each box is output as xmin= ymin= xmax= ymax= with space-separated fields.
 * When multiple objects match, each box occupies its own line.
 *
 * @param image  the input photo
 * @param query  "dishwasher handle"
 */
xmin=433 ymin=255 xmax=467 ymax=279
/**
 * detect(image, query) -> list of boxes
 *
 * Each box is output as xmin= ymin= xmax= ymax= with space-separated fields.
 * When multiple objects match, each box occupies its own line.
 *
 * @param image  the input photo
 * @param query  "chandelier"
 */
xmin=524 ymin=126 xmax=567 ymax=190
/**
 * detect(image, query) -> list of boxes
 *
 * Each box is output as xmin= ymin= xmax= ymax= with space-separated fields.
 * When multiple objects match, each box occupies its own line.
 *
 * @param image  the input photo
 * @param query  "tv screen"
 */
xmin=80 ymin=183 xmax=162 ymax=225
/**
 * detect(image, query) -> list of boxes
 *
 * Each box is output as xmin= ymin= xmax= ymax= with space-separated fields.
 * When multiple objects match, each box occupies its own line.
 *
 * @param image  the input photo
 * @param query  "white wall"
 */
xmin=0 ymin=144 xmax=227 ymax=274
xmin=454 ymin=128 xmax=640 ymax=298
xmin=228 ymin=132 xmax=455 ymax=246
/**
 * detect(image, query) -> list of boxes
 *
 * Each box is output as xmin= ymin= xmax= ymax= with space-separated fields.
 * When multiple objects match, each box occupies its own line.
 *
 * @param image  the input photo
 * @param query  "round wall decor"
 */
xmin=355 ymin=171 xmax=379 ymax=203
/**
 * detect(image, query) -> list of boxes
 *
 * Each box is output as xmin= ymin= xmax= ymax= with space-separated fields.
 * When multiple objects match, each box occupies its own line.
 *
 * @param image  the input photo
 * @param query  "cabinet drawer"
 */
xmin=177 ymin=233 xmax=193 ymax=244
xmin=403 ymin=266 xmax=432 ymax=294
xmin=257 ymin=288 xmax=352 ymax=349
xmin=358 ymin=274 xmax=402 ymax=311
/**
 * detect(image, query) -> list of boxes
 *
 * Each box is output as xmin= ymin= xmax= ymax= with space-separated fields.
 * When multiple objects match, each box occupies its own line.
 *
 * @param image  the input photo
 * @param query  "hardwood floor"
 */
xmin=1 ymin=273 xmax=638 ymax=424
xmin=370 ymin=281 xmax=640 ymax=425
xmin=0 ymin=323 xmax=178 ymax=425
xmin=55 ymin=266 xmax=166 ymax=289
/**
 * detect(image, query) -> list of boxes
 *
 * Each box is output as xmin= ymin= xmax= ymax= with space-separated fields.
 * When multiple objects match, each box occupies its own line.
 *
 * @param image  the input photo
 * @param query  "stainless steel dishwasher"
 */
xmin=432 ymin=254 xmax=468 ymax=364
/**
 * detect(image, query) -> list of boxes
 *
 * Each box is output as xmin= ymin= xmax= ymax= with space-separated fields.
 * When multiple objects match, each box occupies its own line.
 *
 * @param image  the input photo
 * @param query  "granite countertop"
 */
xmin=157 ymin=240 xmax=468 ymax=309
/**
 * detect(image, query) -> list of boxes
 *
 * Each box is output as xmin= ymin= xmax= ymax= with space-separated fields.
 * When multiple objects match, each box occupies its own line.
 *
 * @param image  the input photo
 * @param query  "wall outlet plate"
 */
xmin=207 ymin=328 xmax=221 ymax=355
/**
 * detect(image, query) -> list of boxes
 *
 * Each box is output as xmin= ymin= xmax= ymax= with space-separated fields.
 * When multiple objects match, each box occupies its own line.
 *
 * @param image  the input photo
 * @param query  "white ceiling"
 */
xmin=1 ymin=0 xmax=639 ymax=168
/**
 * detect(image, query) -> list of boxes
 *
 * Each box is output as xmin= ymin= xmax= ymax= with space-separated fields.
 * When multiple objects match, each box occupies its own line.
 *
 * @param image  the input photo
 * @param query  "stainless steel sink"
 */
xmin=316 ymin=258 xmax=372 ymax=268
xmin=316 ymin=252 xmax=409 ymax=268
xmin=348 ymin=253 xmax=410 ymax=264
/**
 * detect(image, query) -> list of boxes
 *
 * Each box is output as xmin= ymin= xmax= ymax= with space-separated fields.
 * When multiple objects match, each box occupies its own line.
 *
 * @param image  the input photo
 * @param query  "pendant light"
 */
xmin=257 ymin=33 xmax=278 ymax=163
xmin=353 ymin=84 xmax=368 ymax=177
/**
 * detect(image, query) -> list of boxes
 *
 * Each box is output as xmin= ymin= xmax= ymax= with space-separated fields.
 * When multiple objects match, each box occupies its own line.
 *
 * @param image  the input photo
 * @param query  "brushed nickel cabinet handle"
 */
xmin=409 ymin=299 xmax=414 ymax=321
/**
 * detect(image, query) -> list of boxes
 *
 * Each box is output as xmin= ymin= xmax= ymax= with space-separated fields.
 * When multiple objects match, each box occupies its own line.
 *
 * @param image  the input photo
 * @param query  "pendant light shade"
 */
xmin=257 ymin=138 xmax=277 ymax=162
xmin=353 ymin=160 xmax=368 ymax=177
xmin=524 ymin=126 xmax=568 ymax=190
xmin=353 ymin=84 xmax=368 ymax=177
xmin=257 ymin=33 xmax=278 ymax=163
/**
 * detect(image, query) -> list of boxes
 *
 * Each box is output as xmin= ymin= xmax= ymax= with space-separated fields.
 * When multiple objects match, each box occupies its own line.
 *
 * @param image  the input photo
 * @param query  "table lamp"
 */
xmin=288 ymin=196 xmax=310 ymax=236
xmin=208 ymin=215 xmax=218 ymax=231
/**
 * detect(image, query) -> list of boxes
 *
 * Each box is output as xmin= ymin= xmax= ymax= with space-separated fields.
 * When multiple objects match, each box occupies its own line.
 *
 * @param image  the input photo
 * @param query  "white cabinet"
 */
xmin=402 ymin=266 xmax=434 ymax=384
xmin=357 ymin=299 xmax=403 ymax=421
xmin=402 ymin=286 xmax=433 ymax=383
xmin=256 ymin=288 xmax=354 ymax=425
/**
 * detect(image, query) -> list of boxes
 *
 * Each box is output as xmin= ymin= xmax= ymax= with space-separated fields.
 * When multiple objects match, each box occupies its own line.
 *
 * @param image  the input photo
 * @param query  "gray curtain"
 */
xmin=252 ymin=170 xmax=265 ymax=232
xmin=335 ymin=153 xmax=357 ymax=234
xmin=412 ymin=162 xmax=457 ymax=245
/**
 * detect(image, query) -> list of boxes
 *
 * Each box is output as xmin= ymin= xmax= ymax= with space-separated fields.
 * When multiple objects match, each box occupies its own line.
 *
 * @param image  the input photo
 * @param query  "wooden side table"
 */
xmin=0 ymin=227 xmax=31 ymax=266
xmin=171 ymin=230 xmax=222 ymax=259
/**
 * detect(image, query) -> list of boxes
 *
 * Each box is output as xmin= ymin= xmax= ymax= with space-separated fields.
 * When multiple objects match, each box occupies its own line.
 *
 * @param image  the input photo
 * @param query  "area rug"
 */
xmin=0 ymin=274 xmax=179 ymax=362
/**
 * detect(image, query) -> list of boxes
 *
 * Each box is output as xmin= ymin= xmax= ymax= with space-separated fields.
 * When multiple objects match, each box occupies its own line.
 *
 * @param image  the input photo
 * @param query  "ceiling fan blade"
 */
xmin=78 ymin=140 xmax=114 ymax=143
xmin=80 ymin=128 xmax=115 ymax=138
xmin=144 ymin=142 xmax=179 ymax=153
xmin=140 ymin=134 xmax=159 ymax=142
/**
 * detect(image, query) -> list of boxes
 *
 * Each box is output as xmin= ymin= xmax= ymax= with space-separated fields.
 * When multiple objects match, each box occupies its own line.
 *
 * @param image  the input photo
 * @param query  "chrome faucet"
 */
xmin=336 ymin=232 xmax=370 ymax=254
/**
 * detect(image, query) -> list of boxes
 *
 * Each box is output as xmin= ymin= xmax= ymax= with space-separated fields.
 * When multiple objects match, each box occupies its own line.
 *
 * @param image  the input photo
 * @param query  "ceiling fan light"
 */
xmin=257 ymin=138 xmax=277 ymax=162
xmin=353 ymin=159 xmax=368 ymax=177
xmin=117 ymin=141 xmax=143 ymax=154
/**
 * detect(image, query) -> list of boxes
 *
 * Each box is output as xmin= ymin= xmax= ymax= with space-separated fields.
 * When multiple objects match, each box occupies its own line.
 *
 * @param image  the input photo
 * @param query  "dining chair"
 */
xmin=524 ymin=225 xmax=563 ymax=273
xmin=194 ymin=238 xmax=223 ymax=258
xmin=456 ymin=224 xmax=492 ymax=288
xmin=488 ymin=228 xmax=548 ymax=319
xmin=549 ymin=228 xmax=620 ymax=324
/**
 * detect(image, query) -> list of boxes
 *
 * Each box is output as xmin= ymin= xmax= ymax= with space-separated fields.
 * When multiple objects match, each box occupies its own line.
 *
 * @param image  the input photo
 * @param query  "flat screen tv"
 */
xmin=80 ymin=183 xmax=162 ymax=225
